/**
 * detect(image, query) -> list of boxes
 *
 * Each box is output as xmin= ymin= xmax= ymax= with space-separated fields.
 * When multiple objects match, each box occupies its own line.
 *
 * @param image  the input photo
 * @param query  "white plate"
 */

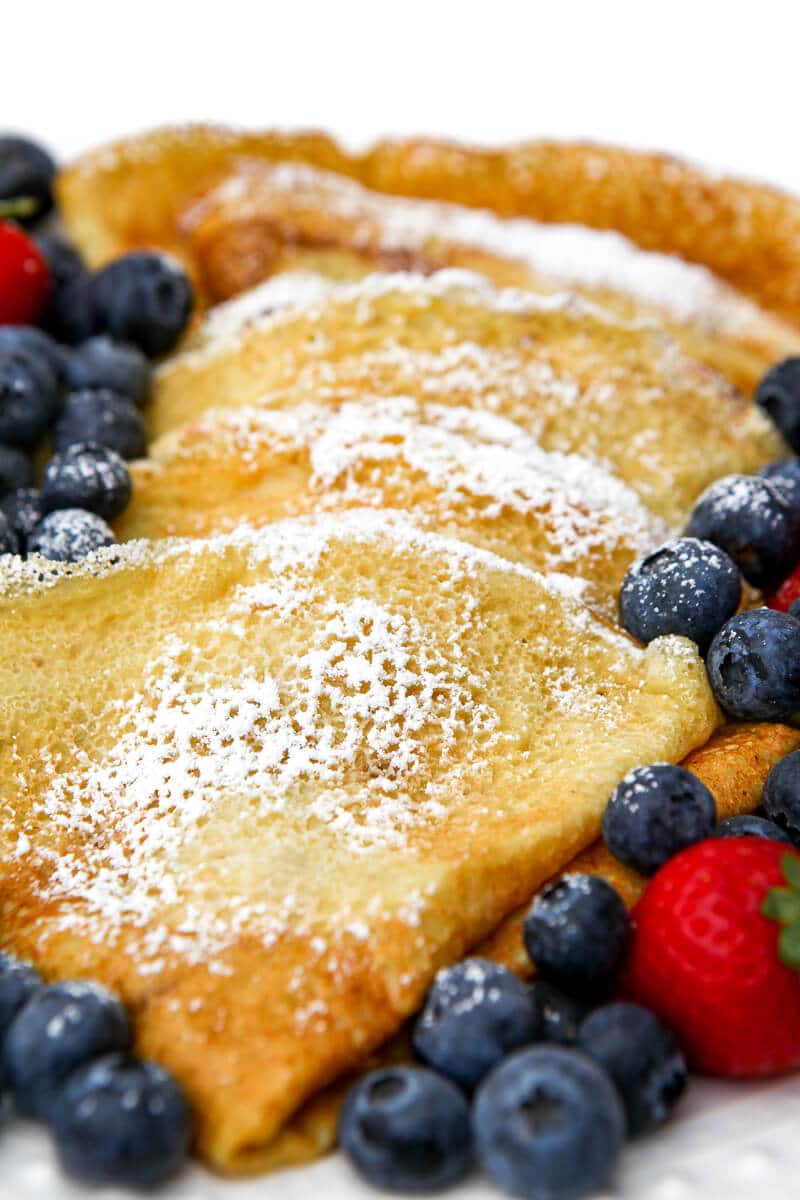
xmin=0 ymin=1073 xmax=798 ymax=1200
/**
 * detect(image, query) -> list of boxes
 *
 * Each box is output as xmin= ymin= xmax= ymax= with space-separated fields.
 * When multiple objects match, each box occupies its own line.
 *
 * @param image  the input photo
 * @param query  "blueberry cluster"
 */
xmin=0 ymin=955 xmax=190 ymax=1187
xmin=340 ymin=876 xmax=687 ymax=1198
xmin=0 ymin=137 xmax=194 ymax=564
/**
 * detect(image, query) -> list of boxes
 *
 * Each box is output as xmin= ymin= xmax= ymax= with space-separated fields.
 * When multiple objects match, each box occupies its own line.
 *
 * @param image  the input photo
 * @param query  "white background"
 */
xmin=3 ymin=0 xmax=800 ymax=191
xmin=3 ymin=4 xmax=800 ymax=1197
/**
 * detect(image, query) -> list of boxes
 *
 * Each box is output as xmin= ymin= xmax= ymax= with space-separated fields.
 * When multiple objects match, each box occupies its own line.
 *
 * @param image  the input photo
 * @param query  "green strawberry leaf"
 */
xmin=779 ymin=924 xmax=800 ymax=971
xmin=0 ymin=196 xmax=38 ymax=220
xmin=763 ymin=853 xmax=800 ymax=971
xmin=781 ymin=852 xmax=800 ymax=891
xmin=762 ymin=887 xmax=800 ymax=925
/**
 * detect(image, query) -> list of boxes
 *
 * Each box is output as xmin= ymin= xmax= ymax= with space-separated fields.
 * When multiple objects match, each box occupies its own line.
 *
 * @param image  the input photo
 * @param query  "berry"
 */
xmin=619 ymin=537 xmax=740 ymax=655
xmin=528 ymin=981 xmax=588 ymax=1046
xmin=339 ymin=1066 xmax=471 ymax=1193
xmin=714 ymin=814 xmax=793 ymax=844
xmin=767 ymin=561 xmax=800 ymax=612
xmin=0 ymin=952 xmax=41 ymax=1042
xmin=626 ymin=839 xmax=800 ymax=1076
xmin=760 ymin=458 xmax=800 ymax=510
xmin=34 ymin=235 xmax=95 ymax=344
xmin=27 ymin=508 xmax=115 ymax=563
xmin=41 ymin=443 xmax=132 ymax=520
xmin=0 ymin=324 xmax=68 ymax=382
xmin=707 ymin=608 xmax=800 ymax=722
xmin=0 ymin=486 xmax=43 ymax=543
xmin=90 ymin=252 xmax=194 ymax=357
xmin=0 ymin=509 xmax=18 ymax=555
xmin=577 ymin=1002 xmax=687 ymax=1135
xmin=755 ymin=358 xmax=800 ymax=453
xmin=523 ymin=874 xmax=630 ymax=1001
xmin=53 ymin=388 xmax=147 ymax=460
xmin=0 ymin=349 xmax=59 ymax=448
xmin=51 ymin=1053 xmax=191 ymax=1189
xmin=412 ymin=958 xmax=539 ymax=1090
xmin=0 ymin=136 xmax=56 ymax=225
xmin=5 ymin=980 xmax=131 ymax=1118
xmin=0 ymin=222 xmax=50 ymax=325
xmin=763 ymin=750 xmax=800 ymax=844
xmin=473 ymin=1046 xmax=625 ymax=1200
xmin=685 ymin=473 xmax=800 ymax=590
xmin=0 ymin=443 xmax=32 ymax=496
xmin=65 ymin=335 xmax=151 ymax=407
xmin=602 ymin=763 xmax=717 ymax=876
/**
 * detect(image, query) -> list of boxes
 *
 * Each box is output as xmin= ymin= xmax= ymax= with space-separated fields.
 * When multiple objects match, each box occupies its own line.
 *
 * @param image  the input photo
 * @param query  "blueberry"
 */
xmin=528 ymin=982 xmax=588 ymax=1047
xmin=0 ymin=350 xmax=59 ymax=449
xmin=41 ymin=443 xmax=132 ymax=520
xmin=0 ymin=444 xmax=32 ymax=496
xmin=339 ymin=1066 xmax=471 ymax=1193
xmin=53 ymin=388 xmax=147 ymax=460
xmin=523 ymin=875 xmax=629 ymax=1002
xmin=763 ymin=749 xmax=800 ymax=844
xmin=0 ymin=510 xmax=19 ymax=555
xmin=90 ymin=252 xmax=194 ymax=357
xmin=707 ymin=608 xmax=800 ymax=721
xmin=602 ymin=763 xmax=716 ymax=876
xmin=760 ymin=459 xmax=800 ymax=511
xmin=413 ymin=959 xmax=539 ymax=1091
xmin=27 ymin=509 xmax=115 ymax=563
xmin=51 ymin=1053 xmax=191 ymax=1188
xmin=577 ymin=1003 xmax=686 ymax=1136
xmin=34 ymin=236 xmax=96 ymax=345
xmin=755 ymin=358 xmax=800 ymax=453
xmin=473 ymin=1046 xmax=625 ymax=1200
xmin=0 ymin=325 xmax=69 ymax=383
xmin=685 ymin=473 xmax=800 ymax=590
xmin=714 ymin=813 xmax=794 ymax=844
xmin=0 ymin=953 xmax=41 ymax=1042
xmin=619 ymin=537 xmax=741 ymax=655
xmin=5 ymin=980 xmax=130 ymax=1119
xmin=65 ymin=336 xmax=151 ymax=407
xmin=0 ymin=135 xmax=56 ymax=225
xmin=0 ymin=487 xmax=43 ymax=543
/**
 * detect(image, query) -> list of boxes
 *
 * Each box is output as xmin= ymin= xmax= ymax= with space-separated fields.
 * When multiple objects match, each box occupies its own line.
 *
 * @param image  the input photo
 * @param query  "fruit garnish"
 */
xmin=0 ymin=221 xmax=51 ymax=324
xmin=762 ymin=851 xmax=800 ymax=968
xmin=767 ymin=561 xmax=800 ymax=611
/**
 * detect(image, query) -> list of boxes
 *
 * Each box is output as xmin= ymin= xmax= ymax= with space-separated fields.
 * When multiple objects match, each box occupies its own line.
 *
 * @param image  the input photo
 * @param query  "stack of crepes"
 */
xmin=0 ymin=127 xmax=799 ymax=1174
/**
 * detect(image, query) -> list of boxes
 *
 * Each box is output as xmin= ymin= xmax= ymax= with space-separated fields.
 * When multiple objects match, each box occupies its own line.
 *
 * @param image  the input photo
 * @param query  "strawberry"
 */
xmin=625 ymin=838 xmax=800 ymax=1078
xmin=767 ymin=562 xmax=800 ymax=612
xmin=0 ymin=218 xmax=50 ymax=325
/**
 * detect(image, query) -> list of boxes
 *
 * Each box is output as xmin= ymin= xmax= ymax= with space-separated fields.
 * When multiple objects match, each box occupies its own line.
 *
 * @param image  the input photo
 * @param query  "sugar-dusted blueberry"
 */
xmin=685 ymin=473 xmax=800 ymax=590
xmin=763 ymin=749 xmax=800 ymax=844
xmin=755 ymin=358 xmax=800 ymax=453
xmin=602 ymin=763 xmax=716 ymax=876
xmin=413 ymin=958 xmax=539 ymax=1090
xmin=707 ymin=608 xmax=800 ymax=722
xmin=27 ymin=508 xmax=115 ymax=563
xmin=0 ymin=324 xmax=69 ymax=383
xmin=523 ymin=874 xmax=630 ymax=1002
xmin=34 ymin=235 xmax=95 ymax=345
xmin=714 ymin=813 xmax=793 ymax=844
xmin=0 ymin=349 xmax=59 ymax=449
xmin=0 ymin=135 xmax=56 ymax=224
xmin=90 ymin=252 xmax=194 ymax=357
xmin=65 ymin=336 xmax=151 ymax=407
xmin=41 ymin=443 xmax=131 ymax=520
xmin=0 ymin=444 xmax=32 ymax=497
xmin=578 ymin=1002 xmax=687 ymax=1136
xmin=760 ymin=459 xmax=800 ymax=512
xmin=0 ymin=952 xmax=41 ymax=1042
xmin=53 ymin=388 xmax=147 ymax=460
xmin=0 ymin=486 xmax=43 ymax=544
xmin=473 ymin=1046 xmax=625 ymax=1200
xmin=528 ymin=981 xmax=588 ymax=1047
xmin=339 ymin=1066 xmax=471 ymax=1193
xmin=51 ymin=1053 xmax=191 ymax=1189
xmin=619 ymin=537 xmax=741 ymax=655
xmin=5 ymin=980 xmax=131 ymax=1119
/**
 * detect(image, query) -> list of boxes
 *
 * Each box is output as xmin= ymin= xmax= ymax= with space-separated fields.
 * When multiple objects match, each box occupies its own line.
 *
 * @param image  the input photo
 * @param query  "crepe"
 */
xmin=0 ymin=513 xmax=717 ymax=1171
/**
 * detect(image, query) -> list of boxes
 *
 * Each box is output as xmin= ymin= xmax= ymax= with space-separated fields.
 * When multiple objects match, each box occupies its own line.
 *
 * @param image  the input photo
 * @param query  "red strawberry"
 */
xmin=0 ymin=220 xmax=50 ymax=324
xmin=767 ymin=562 xmax=800 ymax=612
xmin=625 ymin=838 xmax=800 ymax=1078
